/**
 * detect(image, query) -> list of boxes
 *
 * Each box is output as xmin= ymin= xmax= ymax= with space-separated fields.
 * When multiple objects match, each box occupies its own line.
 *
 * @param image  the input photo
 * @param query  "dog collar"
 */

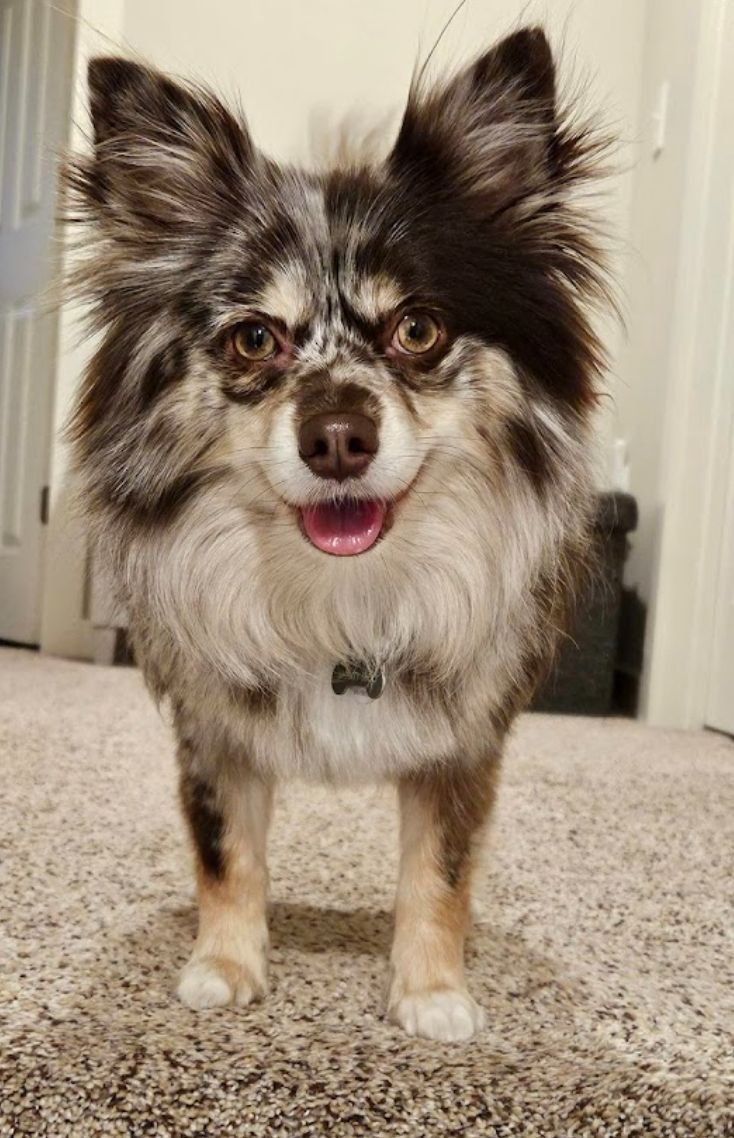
xmin=331 ymin=661 xmax=385 ymax=700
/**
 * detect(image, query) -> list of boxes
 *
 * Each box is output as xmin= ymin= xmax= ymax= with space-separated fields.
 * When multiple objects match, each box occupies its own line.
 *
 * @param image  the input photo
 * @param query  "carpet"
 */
xmin=1 ymin=647 xmax=732 ymax=1137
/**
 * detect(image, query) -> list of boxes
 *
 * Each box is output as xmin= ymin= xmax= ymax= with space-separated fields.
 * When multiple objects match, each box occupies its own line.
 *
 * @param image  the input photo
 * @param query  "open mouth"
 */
xmin=299 ymin=499 xmax=388 ymax=556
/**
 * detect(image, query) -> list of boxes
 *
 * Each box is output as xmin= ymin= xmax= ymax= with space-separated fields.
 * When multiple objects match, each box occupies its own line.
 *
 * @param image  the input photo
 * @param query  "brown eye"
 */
xmin=232 ymin=321 xmax=277 ymax=361
xmin=394 ymin=312 xmax=441 ymax=355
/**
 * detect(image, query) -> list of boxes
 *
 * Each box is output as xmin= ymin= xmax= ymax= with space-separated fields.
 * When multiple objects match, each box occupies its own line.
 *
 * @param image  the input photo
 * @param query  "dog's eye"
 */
xmin=232 ymin=322 xmax=277 ymax=361
xmin=394 ymin=313 xmax=441 ymax=355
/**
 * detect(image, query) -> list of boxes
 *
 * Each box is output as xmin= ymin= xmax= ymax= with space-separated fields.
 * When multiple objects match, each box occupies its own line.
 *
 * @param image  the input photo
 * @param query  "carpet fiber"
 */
xmin=1 ymin=647 xmax=733 ymax=1137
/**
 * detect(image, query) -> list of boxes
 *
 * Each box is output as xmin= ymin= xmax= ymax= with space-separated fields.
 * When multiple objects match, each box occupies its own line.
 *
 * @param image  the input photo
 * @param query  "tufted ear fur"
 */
xmin=389 ymin=27 xmax=563 ymax=201
xmin=71 ymin=57 xmax=255 ymax=238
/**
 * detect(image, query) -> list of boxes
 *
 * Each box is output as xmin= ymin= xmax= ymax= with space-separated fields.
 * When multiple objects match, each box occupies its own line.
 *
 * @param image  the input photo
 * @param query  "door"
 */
xmin=0 ymin=0 xmax=76 ymax=644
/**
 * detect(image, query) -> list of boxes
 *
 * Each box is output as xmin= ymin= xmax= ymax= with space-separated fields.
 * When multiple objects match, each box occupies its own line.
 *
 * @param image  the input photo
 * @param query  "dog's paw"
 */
xmin=177 ymin=956 xmax=265 ymax=1011
xmin=389 ymin=988 xmax=485 ymax=1042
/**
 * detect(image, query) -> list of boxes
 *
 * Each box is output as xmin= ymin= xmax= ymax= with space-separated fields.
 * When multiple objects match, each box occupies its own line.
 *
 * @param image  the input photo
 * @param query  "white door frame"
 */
xmin=39 ymin=0 xmax=124 ymax=658
xmin=641 ymin=0 xmax=734 ymax=728
xmin=0 ymin=0 xmax=79 ymax=646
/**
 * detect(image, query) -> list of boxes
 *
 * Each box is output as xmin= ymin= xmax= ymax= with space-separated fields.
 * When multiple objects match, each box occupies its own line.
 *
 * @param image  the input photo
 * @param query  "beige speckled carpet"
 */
xmin=1 ymin=647 xmax=733 ymax=1137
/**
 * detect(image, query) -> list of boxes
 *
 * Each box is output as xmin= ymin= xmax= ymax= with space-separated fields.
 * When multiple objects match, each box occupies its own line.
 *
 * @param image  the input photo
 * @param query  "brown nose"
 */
xmin=298 ymin=412 xmax=379 ymax=481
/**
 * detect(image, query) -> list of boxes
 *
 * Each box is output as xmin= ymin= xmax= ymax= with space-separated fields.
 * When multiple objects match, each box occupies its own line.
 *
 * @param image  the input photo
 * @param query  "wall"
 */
xmin=613 ymin=0 xmax=703 ymax=628
xmin=633 ymin=0 xmax=734 ymax=727
xmin=120 ymin=1 xmax=645 ymax=165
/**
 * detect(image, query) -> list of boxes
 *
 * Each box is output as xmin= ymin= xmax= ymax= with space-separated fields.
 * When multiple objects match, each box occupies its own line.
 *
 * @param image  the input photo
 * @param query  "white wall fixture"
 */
xmin=651 ymin=80 xmax=670 ymax=158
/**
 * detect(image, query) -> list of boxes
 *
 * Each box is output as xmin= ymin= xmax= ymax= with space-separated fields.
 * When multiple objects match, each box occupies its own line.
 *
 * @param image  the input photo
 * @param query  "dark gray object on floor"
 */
xmin=532 ymin=491 xmax=638 ymax=715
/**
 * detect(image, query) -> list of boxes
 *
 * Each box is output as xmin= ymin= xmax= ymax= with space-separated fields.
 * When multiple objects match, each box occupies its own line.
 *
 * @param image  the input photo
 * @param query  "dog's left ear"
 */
xmin=389 ymin=27 xmax=558 ymax=198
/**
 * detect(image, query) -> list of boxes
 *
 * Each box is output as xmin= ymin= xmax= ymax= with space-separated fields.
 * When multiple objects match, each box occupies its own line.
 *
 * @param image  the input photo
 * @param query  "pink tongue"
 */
xmin=300 ymin=500 xmax=386 ymax=556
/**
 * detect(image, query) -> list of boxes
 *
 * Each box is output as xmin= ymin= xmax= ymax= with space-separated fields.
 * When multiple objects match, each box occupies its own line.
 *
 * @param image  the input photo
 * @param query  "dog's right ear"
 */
xmin=88 ymin=56 xmax=162 ymax=148
xmin=76 ymin=56 xmax=255 ymax=235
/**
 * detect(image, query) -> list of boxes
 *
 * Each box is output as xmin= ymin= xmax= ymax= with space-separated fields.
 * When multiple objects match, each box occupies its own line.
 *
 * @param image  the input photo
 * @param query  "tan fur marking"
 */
xmin=351 ymin=273 xmax=404 ymax=323
xmin=388 ymin=763 xmax=498 ymax=1009
xmin=179 ymin=772 xmax=273 ymax=1007
xmin=256 ymin=261 xmax=312 ymax=329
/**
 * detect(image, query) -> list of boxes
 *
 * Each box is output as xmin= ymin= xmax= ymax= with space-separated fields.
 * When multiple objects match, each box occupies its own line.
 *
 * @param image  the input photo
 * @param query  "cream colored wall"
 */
xmin=629 ymin=0 xmax=734 ymax=727
xmin=613 ymin=0 xmax=703 ymax=613
xmin=121 ymin=1 xmax=644 ymax=164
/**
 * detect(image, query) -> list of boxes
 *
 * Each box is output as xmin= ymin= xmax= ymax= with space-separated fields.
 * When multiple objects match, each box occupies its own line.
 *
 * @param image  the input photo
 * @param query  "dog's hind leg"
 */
xmin=176 ymin=753 xmax=273 ymax=1011
xmin=388 ymin=758 xmax=499 ymax=1041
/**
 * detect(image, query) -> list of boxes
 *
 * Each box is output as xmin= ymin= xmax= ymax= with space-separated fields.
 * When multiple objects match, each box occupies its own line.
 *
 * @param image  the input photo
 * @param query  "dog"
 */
xmin=65 ymin=25 xmax=611 ymax=1042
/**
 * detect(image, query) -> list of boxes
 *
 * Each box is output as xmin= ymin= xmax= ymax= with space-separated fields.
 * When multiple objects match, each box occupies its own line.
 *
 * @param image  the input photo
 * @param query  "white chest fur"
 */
xmin=248 ymin=664 xmax=457 ymax=783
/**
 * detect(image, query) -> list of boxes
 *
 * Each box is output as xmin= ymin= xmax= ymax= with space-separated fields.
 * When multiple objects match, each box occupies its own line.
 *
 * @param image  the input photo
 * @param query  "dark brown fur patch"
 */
xmin=395 ymin=665 xmax=456 ymax=724
xmin=127 ymin=466 xmax=228 ymax=527
xmin=179 ymin=772 xmax=225 ymax=880
xmin=220 ymin=365 xmax=286 ymax=407
xmin=384 ymin=28 xmax=613 ymax=411
xmin=506 ymin=417 xmax=551 ymax=492
xmin=294 ymin=380 xmax=382 ymax=424
xmin=226 ymin=680 xmax=278 ymax=718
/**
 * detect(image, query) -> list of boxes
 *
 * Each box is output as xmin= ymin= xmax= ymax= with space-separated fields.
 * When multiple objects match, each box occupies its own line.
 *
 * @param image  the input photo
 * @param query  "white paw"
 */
xmin=176 ymin=956 xmax=264 ymax=1011
xmin=390 ymin=988 xmax=485 ymax=1042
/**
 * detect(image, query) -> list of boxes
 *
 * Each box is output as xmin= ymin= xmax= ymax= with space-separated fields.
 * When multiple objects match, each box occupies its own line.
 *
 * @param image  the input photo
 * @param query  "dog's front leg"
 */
xmin=176 ymin=752 xmax=273 ymax=1011
xmin=388 ymin=761 xmax=498 ymax=1041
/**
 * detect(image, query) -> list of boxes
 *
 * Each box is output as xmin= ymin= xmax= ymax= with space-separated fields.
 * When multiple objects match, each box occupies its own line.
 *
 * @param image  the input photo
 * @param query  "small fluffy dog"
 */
xmin=66 ymin=26 xmax=610 ymax=1042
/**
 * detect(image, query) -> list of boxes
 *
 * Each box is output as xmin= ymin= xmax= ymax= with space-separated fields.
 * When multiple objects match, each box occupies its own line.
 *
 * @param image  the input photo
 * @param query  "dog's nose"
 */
xmin=298 ymin=412 xmax=378 ymax=481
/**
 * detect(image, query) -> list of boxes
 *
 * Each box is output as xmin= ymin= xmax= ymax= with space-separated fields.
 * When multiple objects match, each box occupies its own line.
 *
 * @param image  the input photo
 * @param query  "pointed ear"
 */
xmin=80 ymin=56 xmax=254 ymax=233
xmin=389 ymin=27 xmax=558 ymax=198
xmin=475 ymin=25 xmax=556 ymax=108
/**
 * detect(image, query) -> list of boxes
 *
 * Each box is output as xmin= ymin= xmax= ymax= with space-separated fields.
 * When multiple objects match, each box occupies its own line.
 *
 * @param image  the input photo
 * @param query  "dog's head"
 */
xmin=66 ymin=28 xmax=611 ymax=673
